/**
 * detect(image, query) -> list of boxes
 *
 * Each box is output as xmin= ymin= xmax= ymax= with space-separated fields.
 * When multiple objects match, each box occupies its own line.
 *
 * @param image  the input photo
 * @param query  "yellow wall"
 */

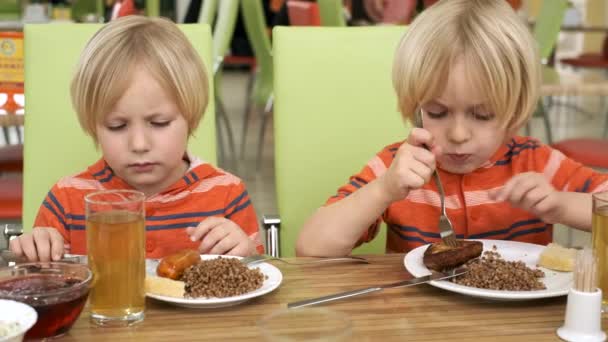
xmin=583 ymin=0 xmax=606 ymax=52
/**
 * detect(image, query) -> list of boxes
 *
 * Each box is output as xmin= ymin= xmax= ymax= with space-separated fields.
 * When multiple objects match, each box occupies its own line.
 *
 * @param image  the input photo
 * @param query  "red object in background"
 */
xmin=561 ymin=35 xmax=608 ymax=70
xmin=0 ymin=173 xmax=22 ymax=220
xmin=287 ymin=0 xmax=321 ymax=26
xmin=117 ymin=0 xmax=137 ymax=18
xmin=551 ymin=139 xmax=608 ymax=169
xmin=0 ymin=144 xmax=22 ymax=172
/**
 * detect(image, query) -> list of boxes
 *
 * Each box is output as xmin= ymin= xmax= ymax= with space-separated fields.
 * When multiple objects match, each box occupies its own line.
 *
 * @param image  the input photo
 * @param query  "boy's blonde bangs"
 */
xmin=71 ymin=16 xmax=209 ymax=141
xmin=392 ymin=0 xmax=540 ymax=132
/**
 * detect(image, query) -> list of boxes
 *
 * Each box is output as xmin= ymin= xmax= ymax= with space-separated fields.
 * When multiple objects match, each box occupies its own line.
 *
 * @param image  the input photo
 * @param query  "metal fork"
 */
xmin=415 ymin=109 xmax=459 ymax=247
xmin=241 ymin=254 xmax=369 ymax=266
xmin=433 ymin=171 xmax=459 ymax=247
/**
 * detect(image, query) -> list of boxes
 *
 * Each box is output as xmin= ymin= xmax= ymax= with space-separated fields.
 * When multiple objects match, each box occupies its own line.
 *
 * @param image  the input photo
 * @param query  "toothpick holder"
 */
xmin=557 ymin=288 xmax=606 ymax=342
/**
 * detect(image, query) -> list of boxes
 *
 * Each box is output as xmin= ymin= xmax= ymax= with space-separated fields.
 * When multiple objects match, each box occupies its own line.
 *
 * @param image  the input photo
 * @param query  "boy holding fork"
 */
xmin=297 ymin=0 xmax=608 ymax=256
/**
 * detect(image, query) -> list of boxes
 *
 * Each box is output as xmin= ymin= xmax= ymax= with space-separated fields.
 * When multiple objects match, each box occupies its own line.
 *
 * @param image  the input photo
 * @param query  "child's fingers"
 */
xmin=412 ymin=147 xmax=436 ymax=169
xmin=8 ymin=237 xmax=24 ymax=258
xmin=49 ymin=230 xmax=65 ymax=261
xmin=16 ymin=235 xmax=39 ymax=262
xmin=406 ymin=128 xmax=434 ymax=148
xmin=506 ymin=180 xmax=535 ymax=205
xmin=521 ymin=187 xmax=548 ymax=211
xmin=494 ymin=174 xmax=525 ymax=201
xmin=187 ymin=216 xmax=226 ymax=242
xmin=33 ymin=229 xmax=53 ymax=262
xmin=408 ymin=160 xmax=433 ymax=186
xmin=226 ymin=243 xmax=252 ymax=257
xmin=208 ymin=234 xmax=239 ymax=255
xmin=198 ymin=225 xmax=230 ymax=254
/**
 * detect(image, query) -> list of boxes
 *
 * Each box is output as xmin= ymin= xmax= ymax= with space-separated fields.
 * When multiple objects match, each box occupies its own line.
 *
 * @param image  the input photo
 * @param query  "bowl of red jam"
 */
xmin=0 ymin=262 xmax=92 ymax=340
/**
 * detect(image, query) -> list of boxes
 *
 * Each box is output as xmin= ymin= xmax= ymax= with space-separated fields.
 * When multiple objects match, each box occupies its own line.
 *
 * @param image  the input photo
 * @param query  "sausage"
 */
xmin=156 ymin=249 xmax=201 ymax=280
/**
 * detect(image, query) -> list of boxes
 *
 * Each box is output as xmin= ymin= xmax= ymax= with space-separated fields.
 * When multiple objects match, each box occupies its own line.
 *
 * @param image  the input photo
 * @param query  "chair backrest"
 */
xmin=533 ymin=0 xmax=568 ymax=62
xmin=212 ymin=0 xmax=239 ymax=63
xmin=317 ymin=0 xmax=346 ymax=26
xmin=198 ymin=0 xmax=218 ymax=26
xmin=287 ymin=0 xmax=321 ymax=26
xmin=240 ymin=0 xmax=273 ymax=105
xmin=23 ymin=23 xmax=216 ymax=231
xmin=273 ymin=26 xmax=409 ymax=256
xmin=145 ymin=0 xmax=160 ymax=16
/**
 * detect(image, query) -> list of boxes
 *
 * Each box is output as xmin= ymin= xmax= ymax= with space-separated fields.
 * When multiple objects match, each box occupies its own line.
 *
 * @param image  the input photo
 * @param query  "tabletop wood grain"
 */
xmin=61 ymin=254 xmax=604 ymax=341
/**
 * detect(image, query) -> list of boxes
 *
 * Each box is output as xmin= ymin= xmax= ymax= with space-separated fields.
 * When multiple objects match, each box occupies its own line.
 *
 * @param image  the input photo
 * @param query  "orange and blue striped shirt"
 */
xmin=34 ymin=154 xmax=262 ymax=258
xmin=327 ymin=136 xmax=608 ymax=253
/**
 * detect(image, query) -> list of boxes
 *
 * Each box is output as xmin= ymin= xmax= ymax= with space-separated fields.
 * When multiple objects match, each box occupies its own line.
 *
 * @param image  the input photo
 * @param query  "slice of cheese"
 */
xmin=145 ymin=276 xmax=185 ymax=298
xmin=538 ymin=243 xmax=577 ymax=272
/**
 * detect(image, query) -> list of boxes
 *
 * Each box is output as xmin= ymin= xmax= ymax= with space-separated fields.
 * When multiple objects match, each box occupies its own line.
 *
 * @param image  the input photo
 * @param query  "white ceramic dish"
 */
xmin=145 ymin=255 xmax=283 ymax=309
xmin=0 ymin=299 xmax=37 ymax=342
xmin=404 ymin=239 xmax=573 ymax=300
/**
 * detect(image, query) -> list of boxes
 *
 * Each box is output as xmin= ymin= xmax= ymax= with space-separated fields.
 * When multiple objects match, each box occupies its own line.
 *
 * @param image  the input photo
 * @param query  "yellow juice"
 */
xmin=87 ymin=211 xmax=145 ymax=319
xmin=592 ymin=206 xmax=608 ymax=310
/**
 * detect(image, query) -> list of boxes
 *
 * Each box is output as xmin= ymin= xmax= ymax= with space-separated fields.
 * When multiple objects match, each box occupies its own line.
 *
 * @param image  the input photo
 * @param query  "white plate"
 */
xmin=404 ymin=239 xmax=573 ymax=301
xmin=145 ymin=255 xmax=283 ymax=309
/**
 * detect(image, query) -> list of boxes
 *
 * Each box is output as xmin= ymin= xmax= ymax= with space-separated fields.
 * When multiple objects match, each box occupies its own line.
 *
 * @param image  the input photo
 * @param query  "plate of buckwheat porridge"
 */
xmin=404 ymin=239 xmax=573 ymax=300
xmin=145 ymin=255 xmax=283 ymax=309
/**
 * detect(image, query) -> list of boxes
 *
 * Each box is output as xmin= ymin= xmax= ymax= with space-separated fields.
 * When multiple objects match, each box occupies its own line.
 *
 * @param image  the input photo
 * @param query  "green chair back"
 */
xmin=273 ymin=26 xmax=409 ymax=256
xmin=213 ymin=0 xmax=239 ymax=66
xmin=145 ymin=0 xmax=160 ymax=17
xmin=198 ymin=0 xmax=218 ymax=26
xmin=533 ymin=0 xmax=568 ymax=62
xmin=240 ymin=0 xmax=273 ymax=106
xmin=317 ymin=0 xmax=346 ymax=26
xmin=23 ymin=23 xmax=216 ymax=232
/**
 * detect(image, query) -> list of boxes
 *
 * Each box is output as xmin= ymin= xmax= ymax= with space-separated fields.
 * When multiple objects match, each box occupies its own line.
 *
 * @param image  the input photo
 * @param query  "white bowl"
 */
xmin=0 ymin=299 xmax=37 ymax=342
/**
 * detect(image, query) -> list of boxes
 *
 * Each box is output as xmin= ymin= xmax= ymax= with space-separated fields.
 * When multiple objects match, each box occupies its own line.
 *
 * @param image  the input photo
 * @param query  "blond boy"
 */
xmin=11 ymin=16 xmax=262 ymax=261
xmin=297 ymin=0 xmax=608 ymax=256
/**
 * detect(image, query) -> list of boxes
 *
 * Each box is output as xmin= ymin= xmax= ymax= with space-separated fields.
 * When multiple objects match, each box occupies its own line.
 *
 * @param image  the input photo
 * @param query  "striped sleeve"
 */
xmin=223 ymin=181 xmax=263 ymax=253
xmin=542 ymin=147 xmax=608 ymax=194
xmin=325 ymin=143 xmax=400 ymax=245
xmin=33 ymin=184 xmax=71 ymax=244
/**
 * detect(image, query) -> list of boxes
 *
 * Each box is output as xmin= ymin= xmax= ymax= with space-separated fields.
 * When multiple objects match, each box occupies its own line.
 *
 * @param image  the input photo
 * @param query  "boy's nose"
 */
xmin=128 ymin=128 xmax=151 ymax=153
xmin=447 ymin=117 xmax=472 ymax=144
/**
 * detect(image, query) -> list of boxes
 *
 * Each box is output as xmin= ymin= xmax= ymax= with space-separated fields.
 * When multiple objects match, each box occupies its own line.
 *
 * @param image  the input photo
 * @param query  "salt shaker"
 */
xmin=557 ymin=247 xmax=606 ymax=342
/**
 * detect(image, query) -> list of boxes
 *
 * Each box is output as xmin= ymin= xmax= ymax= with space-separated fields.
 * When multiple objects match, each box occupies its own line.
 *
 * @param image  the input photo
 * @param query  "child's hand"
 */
xmin=186 ymin=217 xmax=257 ymax=257
xmin=379 ymin=128 xmax=439 ymax=203
xmin=493 ymin=172 xmax=564 ymax=224
xmin=9 ymin=227 xmax=65 ymax=262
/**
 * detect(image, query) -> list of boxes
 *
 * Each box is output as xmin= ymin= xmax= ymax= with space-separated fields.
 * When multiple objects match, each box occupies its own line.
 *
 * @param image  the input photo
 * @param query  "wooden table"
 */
xmin=62 ymin=254 xmax=603 ymax=341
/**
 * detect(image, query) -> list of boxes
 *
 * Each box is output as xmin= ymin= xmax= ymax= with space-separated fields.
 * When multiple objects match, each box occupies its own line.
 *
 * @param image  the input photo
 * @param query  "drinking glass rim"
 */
xmin=0 ymin=262 xmax=93 ymax=300
xmin=84 ymin=189 xmax=145 ymax=205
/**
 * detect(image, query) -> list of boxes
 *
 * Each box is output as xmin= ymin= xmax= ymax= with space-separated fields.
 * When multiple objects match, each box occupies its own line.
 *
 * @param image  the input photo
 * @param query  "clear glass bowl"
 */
xmin=0 ymin=262 xmax=92 ymax=340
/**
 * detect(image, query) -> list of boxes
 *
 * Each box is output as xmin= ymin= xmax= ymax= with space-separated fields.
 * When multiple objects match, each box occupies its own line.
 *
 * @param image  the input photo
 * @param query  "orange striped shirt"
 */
xmin=327 ymin=136 xmax=608 ymax=253
xmin=34 ymin=154 xmax=262 ymax=258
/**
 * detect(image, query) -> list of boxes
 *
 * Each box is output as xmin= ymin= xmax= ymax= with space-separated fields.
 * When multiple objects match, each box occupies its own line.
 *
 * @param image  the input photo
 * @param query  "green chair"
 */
xmin=526 ymin=0 xmax=568 ymax=143
xmin=532 ymin=0 xmax=568 ymax=63
xmin=198 ymin=0 xmax=218 ymax=26
xmin=145 ymin=0 xmax=160 ymax=17
xmin=273 ymin=26 xmax=409 ymax=256
xmin=240 ymin=0 xmax=273 ymax=166
xmin=317 ymin=0 xmax=346 ymax=26
xmin=22 ymin=23 xmax=216 ymax=232
xmin=201 ymin=0 xmax=239 ymax=169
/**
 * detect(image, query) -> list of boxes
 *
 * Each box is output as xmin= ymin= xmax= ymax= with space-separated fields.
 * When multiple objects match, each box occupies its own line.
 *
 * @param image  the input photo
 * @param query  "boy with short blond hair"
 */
xmin=11 ymin=16 xmax=262 ymax=261
xmin=297 ymin=0 xmax=608 ymax=256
